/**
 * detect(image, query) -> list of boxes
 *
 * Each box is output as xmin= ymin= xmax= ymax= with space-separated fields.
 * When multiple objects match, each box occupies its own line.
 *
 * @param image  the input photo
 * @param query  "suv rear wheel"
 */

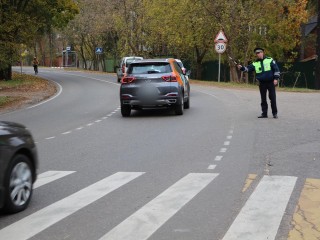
xmin=121 ymin=104 xmax=131 ymax=117
xmin=184 ymin=96 xmax=190 ymax=109
xmin=175 ymin=96 xmax=184 ymax=115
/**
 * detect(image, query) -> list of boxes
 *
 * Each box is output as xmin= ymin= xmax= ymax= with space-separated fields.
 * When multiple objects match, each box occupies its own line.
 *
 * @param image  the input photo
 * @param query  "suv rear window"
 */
xmin=125 ymin=58 xmax=142 ymax=65
xmin=128 ymin=63 xmax=172 ymax=74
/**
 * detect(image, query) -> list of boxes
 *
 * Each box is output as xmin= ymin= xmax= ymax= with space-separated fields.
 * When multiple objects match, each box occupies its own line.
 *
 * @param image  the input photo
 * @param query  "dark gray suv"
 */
xmin=0 ymin=121 xmax=38 ymax=213
xmin=120 ymin=58 xmax=190 ymax=117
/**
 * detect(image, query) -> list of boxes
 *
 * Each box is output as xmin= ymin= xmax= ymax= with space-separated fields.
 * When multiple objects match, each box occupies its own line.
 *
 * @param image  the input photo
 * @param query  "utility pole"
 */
xmin=316 ymin=1 xmax=320 ymax=90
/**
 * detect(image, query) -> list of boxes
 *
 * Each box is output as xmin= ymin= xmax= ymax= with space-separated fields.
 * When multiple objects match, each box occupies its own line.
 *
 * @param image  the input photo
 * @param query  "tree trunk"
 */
xmin=0 ymin=65 xmax=12 ymax=80
xmin=194 ymin=46 xmax=207 ymax=80
xmin=49 ymin=30 xmax=53 ymax=67
xmin=229 ymin=65 xmax=240 ymax=82
xmin=195 ymin=60 xmax=203 ymax=80
xmin=315 ymin=3 xmax=320 ymax=90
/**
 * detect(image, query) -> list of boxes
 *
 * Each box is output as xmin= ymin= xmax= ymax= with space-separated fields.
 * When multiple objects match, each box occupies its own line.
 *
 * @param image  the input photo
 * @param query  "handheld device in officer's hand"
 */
xmin=228 ymin=56 xmax=239 ymax=65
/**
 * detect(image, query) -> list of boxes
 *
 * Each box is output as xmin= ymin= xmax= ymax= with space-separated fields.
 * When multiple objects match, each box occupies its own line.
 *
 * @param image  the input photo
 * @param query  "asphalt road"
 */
xmin=0 ymin=67 xmax=319 ymax=240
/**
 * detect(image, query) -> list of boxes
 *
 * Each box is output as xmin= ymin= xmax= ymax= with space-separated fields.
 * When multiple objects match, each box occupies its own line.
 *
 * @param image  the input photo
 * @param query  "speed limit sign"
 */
xmin=215 ymin=42 xmax=226 ymax=53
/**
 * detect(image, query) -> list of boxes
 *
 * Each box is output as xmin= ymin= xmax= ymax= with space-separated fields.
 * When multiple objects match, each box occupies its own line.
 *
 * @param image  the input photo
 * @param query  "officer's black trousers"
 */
xmin=259 ymin=81 xmax=277 ymax=116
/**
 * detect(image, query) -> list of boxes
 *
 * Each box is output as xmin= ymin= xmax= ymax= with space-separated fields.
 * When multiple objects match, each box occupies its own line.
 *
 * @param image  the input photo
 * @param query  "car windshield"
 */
xmin=128 ymin=63 xmax=171 ymax=74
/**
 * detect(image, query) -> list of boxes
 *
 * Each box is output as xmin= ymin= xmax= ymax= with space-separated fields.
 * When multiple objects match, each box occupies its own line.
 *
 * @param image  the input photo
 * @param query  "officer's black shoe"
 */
xmin=258 ymin=114 xmax=268 ymax=118
xmin=273 ymin=114 xmax=278 ymax=119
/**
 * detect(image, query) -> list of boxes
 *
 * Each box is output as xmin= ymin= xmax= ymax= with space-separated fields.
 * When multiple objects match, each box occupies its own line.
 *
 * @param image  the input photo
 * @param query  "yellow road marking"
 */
xmin=288 ymin=178 xmax=320 ymax=240
xmin=242 ymin=174 xmax=257 ymax=193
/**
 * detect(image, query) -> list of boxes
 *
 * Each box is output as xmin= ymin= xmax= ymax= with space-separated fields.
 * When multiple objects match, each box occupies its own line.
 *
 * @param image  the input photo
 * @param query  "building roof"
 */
xmin=303 ymin=15 xmax=318 ymax=36
xmin=300 ymin=54 xmax=318 ymax=62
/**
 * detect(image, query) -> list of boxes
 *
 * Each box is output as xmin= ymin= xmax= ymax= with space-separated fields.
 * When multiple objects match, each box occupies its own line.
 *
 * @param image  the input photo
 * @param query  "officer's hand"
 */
xmin=274 ymin=79 xmax=278 ymax=86
xmin=237 ymin=65 xmax=242 ymax=70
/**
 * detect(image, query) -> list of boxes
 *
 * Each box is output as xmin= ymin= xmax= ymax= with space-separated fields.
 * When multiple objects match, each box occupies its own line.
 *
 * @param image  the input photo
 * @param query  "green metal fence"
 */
xmin=199 ymin=60 xmax=316 ymax=89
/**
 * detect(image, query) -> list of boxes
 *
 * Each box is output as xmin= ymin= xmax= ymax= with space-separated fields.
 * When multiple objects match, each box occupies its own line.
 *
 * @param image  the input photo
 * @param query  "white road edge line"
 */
xmin=57 ymin=72 xmax=119 ymax=86
xmin=27 ymin=81 xmax=63 ymax=109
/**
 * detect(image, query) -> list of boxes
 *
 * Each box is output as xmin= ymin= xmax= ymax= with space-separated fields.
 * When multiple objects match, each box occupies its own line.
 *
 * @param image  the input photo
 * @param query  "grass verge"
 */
xmin=0 ymin=72 xmax=45 ymax=90
xmin=0 ymin=96 xmax=14 ymax=105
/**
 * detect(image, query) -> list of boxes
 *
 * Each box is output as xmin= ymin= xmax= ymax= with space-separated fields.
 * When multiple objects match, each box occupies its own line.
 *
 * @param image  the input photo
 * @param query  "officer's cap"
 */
xmin=254 ymin=47 xmax=264 ymax=53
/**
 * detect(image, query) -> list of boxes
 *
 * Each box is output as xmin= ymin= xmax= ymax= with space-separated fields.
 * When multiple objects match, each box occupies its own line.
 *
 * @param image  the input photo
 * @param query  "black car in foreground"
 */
xmin=0 ymin=121 xmax=38 ymax=213
xmin=120 ymin=58 xmax=190 ymax=117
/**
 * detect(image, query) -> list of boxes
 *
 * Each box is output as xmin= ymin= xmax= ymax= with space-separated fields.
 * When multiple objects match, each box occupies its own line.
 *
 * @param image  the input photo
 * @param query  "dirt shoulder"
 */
xmin=0 ymin=73 xmax=57 ymax=115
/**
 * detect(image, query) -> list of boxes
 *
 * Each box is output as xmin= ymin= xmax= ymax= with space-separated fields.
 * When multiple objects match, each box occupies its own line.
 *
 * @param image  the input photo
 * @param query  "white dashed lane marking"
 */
xmin=220 ymin=148 xmax=227 ymax=153
xmin=39 ymin=108 xmax=119 ymax=143
xmin=208 ymin=165 xmax=216 ymax=170
xmin=45 ymin=136 xmax=55 ymax=140
xmin=208 ymin=126 xmax=234 ymax=170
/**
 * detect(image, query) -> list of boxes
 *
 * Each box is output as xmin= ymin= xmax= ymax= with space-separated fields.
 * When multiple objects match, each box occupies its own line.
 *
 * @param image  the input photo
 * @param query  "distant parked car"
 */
xmin=175 ymin=59 xmax=187 ymax=74
xmin=120 ymin=58 xmax=190 ymax=116
xmin=117 ymin=56 xmax=144 ymax=82
xmin=0 ymin=121 xmax=38 ymax=213
xmin=175 ymin=59 xmax=191 ymax=81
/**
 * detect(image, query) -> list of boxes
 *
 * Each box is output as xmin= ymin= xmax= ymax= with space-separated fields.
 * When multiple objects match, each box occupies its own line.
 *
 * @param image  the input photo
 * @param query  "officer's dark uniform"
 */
xmin=240 ymin=48 xmax=280 ymax=118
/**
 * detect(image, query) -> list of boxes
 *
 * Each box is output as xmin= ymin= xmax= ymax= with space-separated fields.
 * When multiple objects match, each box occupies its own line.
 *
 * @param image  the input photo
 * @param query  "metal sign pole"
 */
xmin=214 ymin=30 xmax=228 ymax=83
xmin=66 ymin=51 xmax=68 ymax=67
xmin=218 ymin=53 xmax=221 ymax=82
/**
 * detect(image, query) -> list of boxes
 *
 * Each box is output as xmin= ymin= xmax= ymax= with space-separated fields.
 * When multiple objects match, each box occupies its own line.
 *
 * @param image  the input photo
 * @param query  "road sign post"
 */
xmin=214 ymin=31 xmax=228 ymax=82
xmin=65 ymin=46 xmax=71 ymax=67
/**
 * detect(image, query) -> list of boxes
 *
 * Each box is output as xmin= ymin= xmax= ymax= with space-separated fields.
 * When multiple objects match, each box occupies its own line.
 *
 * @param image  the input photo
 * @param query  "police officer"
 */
xmin=238 ymin=47 xmax=280 ymax=118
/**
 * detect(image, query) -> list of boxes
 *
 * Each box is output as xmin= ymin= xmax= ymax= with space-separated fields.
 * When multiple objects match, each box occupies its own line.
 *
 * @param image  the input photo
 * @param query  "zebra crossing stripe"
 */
xmin=0 ymin=172 xmax=145 ymax=240
xmin=99 ymin=173 xmax=219 ymax=240
xmin=33 ymin=171 xmax=76 ymax=189
xmin=222 ymin=175 xmax=297 ymax=240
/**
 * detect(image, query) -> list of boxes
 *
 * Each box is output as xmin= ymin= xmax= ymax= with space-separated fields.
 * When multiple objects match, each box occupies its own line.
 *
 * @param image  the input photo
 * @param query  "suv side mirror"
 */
xmin=186 ymin=70 xmax=191 ymax=76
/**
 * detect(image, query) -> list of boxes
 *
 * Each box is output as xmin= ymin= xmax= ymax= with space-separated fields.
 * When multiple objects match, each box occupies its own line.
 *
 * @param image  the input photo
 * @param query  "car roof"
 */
xmin=122 ymin=56 xmax=143 ymax=60
xmin=129 ymin=58 xmax=174 ymax=64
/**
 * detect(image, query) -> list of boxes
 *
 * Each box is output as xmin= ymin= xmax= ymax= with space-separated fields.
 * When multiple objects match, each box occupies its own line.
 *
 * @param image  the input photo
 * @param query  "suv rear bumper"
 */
xmin=122 ymin=98 xmax=178 ymax=108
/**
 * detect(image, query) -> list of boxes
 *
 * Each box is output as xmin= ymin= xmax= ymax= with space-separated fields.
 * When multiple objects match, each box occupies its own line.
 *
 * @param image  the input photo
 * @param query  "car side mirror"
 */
xmin=186 ymin=70 xmax=191 ymax=76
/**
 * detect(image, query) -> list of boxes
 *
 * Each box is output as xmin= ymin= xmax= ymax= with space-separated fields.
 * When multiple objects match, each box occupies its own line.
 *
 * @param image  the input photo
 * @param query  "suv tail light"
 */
xmin=122 ymin=77 xmax=136 ymax=84
xmin=161 ymin=74 xmax=177 ymax=82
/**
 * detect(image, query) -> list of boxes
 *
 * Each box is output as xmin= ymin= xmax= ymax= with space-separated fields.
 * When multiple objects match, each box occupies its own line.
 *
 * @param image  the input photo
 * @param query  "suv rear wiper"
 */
xmin=147 ymin=70 xmax=161 ymax=74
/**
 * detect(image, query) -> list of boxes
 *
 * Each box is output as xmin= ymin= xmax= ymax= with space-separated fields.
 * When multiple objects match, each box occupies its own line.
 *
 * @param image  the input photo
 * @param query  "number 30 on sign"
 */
xmin=215 ymin=42 xmax=226 ymax=54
